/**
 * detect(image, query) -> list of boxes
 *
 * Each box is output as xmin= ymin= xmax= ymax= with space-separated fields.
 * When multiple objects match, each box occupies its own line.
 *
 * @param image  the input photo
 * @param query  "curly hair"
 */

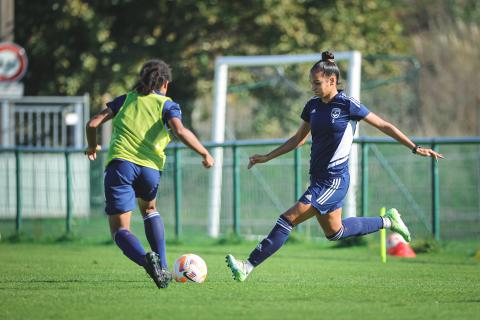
xmin=134 ymin=59 xmax=172 ymax=95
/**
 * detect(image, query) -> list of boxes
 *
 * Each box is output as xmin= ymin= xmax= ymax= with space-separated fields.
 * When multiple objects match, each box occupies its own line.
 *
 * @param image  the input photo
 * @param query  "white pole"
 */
xmin=345 ymin=51 xmax=362 ymax=218
xmin=1 ymin=99 xmax=9 ymax=146
xmin=208 ymin=60 xmax=228 ymax=238
xmin=74 ymin=102 xmax=83 ymax=148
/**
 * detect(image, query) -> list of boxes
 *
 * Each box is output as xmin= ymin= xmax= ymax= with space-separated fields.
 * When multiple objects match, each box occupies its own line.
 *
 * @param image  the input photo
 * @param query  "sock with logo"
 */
xmin=247 ymin=215 xmax=293 ymax=267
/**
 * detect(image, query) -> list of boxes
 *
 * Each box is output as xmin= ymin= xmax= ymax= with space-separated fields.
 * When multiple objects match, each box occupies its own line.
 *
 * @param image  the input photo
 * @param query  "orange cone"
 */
xmin=387 ymin=232 xmax=416 ymax=258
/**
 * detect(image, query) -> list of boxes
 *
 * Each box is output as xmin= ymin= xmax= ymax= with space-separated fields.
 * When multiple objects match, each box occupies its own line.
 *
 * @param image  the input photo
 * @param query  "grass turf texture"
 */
xmin=1 ymin=240 xmax=479 ymax=320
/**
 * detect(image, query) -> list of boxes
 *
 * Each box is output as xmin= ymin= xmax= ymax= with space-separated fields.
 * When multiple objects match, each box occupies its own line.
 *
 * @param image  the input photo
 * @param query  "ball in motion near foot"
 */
xmin=174 ymin=253 xmax=207 ymax=283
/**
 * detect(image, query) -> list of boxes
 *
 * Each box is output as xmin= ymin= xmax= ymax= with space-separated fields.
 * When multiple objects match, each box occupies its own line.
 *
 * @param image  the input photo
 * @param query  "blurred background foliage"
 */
xmin=14 ymin=0 xmax=480 ymax=138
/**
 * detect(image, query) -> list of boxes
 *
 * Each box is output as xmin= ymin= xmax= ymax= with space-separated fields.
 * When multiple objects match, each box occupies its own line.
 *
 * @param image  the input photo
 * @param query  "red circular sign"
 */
xmin=0 ymin=42 xmax=28 ymax=82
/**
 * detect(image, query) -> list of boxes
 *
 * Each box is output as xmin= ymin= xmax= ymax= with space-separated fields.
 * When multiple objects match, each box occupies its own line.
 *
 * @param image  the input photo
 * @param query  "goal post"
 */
xmin=208 ymin=51 xmax=362 ymax=238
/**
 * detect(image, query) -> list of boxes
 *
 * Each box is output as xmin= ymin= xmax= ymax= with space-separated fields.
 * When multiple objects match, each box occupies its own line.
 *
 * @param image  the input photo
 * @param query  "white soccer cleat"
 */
xmin=225 ymin=254 xmax=250 ymax=282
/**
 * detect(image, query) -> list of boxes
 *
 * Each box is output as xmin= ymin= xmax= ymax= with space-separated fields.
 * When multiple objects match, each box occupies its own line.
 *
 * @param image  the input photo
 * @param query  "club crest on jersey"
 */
xmin=331 ymin=108 xmax=341 ymax=123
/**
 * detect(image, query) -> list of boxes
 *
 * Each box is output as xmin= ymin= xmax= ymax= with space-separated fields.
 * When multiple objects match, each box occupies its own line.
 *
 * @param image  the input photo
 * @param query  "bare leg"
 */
xmin=283 ymin=201 xmax=320 ymax=226
xmin=108 ymin=211 xmax=132 ymax=237
xmin=137 ymin=198 xmax=157 ymax=218
xmin=315 ymin=207 xmax=343 ymax=237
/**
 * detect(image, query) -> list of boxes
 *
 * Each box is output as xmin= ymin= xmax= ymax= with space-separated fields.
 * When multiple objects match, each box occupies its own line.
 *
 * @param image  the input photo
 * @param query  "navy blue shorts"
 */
xmin=298 ymin=174 xmax=349 ymax=215
xmin=104 ymin=159 xmax=161 ymax=215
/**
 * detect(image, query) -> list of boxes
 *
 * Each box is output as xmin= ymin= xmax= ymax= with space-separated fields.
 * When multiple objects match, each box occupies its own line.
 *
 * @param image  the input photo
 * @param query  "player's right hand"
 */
xmin=202 ymin=153 xmax=214 ymax=168
xmin=85 ymin=145 xmax=101 ymax=161
xmin=248 ymin=154 xmax=269 ymax=169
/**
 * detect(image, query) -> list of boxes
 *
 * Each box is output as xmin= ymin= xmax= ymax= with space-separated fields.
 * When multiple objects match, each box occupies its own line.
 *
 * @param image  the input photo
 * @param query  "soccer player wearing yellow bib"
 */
xmin=85 ymin=60 xmax=214 ymax=288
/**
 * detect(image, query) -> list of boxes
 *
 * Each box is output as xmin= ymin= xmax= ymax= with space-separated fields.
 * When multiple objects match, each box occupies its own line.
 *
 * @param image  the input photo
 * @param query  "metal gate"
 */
xmin=0 ymin=94 xmax=91 ymax=220
xmin=0 ymin=95 xmax=89 ymax=147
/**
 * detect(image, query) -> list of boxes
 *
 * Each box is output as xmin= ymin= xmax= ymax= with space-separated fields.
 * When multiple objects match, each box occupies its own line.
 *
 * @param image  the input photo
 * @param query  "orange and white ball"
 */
xmin=174 ymin=254 xmax=207 ymax=283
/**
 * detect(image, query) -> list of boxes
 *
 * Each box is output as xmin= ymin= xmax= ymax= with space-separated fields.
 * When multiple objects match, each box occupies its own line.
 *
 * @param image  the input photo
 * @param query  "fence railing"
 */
xmin=1 ymin=136 xmax=479 ymax=241
xmin=356 ymin=136 xmax=480 ymax=241
xmin=0 ymin=147 xmax=81 ymax=234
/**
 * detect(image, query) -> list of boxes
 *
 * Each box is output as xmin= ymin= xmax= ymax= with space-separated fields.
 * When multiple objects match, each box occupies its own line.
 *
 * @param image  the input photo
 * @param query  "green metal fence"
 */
xmin=1 ymin=137 xmax=479 ymax=241
xmin=358 ymin=137 xmax=480 ymax=241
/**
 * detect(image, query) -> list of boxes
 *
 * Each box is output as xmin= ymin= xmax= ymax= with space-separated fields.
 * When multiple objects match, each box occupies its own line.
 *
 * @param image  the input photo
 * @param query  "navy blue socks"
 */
xmin=143 ymin=212 xmax=168 ymax=269
xmin=248 ymin=215 xmax=293 ymax=267
xmin=327 ymin=217 xmax=384 ymax=241
xmin=114 ymin=229 xmax=146 ymax=267
xmin=113 ymin=212 xmax=168 ymax=269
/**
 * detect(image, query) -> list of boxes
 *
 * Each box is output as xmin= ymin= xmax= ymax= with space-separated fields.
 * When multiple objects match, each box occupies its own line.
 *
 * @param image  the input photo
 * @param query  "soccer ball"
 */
xmin=174 ymin=254 xmax=207 ymax=283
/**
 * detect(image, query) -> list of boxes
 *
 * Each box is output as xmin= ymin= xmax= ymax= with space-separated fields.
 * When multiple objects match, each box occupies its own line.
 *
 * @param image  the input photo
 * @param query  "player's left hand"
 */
xmin=85 ymin=145 xmax=101 ymax=161
xmin=248 ymin=154 xmax=270 ymax=169
xmin=415 ymin=147 xmax=444 ymax=160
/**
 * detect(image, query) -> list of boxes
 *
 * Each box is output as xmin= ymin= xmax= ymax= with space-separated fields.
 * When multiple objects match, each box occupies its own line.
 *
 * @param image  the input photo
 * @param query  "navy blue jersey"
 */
xmin=106 ymin=92 xmax=182 ymax=125
xmin=301 ymin=91 xmax=370 ymax=179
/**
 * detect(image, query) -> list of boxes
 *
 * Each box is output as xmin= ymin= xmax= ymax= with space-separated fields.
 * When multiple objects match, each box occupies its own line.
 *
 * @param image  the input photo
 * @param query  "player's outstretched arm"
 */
xmin=168 ymin=117 xmax=214 ymax=168
xmin=248 ymin=121 xmax=311 ymax=169
xmin=363 ymin=112 xmax=444 ymax=160
xmin=85 ymin=108 xmax=114 ymax=160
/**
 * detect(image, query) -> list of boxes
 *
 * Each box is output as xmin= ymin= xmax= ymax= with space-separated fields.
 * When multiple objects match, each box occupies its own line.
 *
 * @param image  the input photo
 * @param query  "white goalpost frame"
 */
xmin=208 ymin=51 xmax=362 ymax=238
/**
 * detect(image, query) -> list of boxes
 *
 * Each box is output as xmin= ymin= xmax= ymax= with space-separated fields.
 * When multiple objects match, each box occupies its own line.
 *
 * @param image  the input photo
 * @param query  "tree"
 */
xmin=15 ymin=0 xmax=409 ymax=137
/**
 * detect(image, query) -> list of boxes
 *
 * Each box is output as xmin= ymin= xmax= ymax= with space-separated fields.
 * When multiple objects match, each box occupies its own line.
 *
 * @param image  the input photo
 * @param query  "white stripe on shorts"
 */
xmin=317 ymin=178 xmax=341 ymax=205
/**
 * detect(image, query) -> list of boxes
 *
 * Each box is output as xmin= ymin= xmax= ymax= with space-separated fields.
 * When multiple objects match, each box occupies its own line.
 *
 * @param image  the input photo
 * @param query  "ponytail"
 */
xmin=134 ymin=59 xmax=172 ymax=95
xmin=310 ymin=51 xmax=341 ymax=84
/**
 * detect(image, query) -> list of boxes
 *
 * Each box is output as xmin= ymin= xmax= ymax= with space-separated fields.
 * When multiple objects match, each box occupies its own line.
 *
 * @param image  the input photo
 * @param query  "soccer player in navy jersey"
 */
xmin=85 ymin=59 xmax=214 ymax=288
xmin=226 ymin=51 xmax=443 ymax=282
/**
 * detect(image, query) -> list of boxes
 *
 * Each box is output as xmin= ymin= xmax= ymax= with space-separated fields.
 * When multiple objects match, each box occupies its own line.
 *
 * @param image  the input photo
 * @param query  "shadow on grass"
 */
xmin=411 ymin=237 xmax=442 ymax=253
xmin=0 ymin=279 xmax=146 ymax=284
xmin=1 ymin=232 xmax=115 ymax=246
xmin=332 ymin=237 xmax=368 ymax=248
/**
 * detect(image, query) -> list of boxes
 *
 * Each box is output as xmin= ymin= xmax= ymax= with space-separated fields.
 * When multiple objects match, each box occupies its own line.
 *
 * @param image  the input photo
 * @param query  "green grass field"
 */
xmin=1 ymin=240 xmax=479 ymax=320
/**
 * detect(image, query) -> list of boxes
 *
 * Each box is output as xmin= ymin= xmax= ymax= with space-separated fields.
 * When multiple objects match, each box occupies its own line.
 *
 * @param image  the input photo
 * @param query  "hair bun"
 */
xmin=321 ymin=51 xmax=335 ymax=62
